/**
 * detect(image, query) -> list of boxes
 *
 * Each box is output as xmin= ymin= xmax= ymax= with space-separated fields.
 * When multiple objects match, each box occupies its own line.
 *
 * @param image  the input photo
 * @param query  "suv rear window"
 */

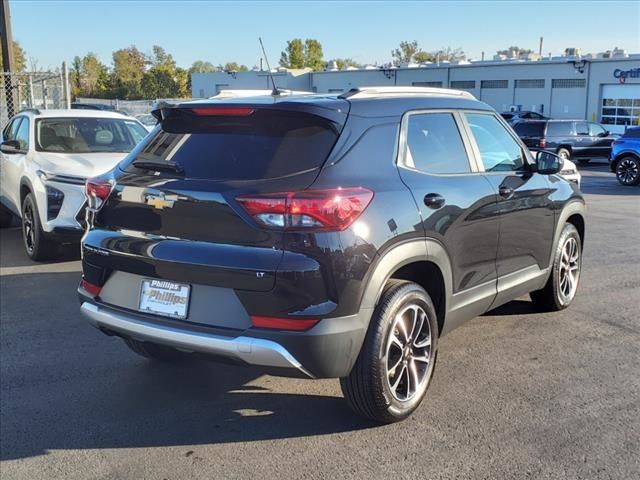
xmin=513 ymin=122 xmax=545 ymax=137
xmin=546 ymin=122 xmax=574 ymax=136
xmin=123 ymin=109 xmax=340 ymax=181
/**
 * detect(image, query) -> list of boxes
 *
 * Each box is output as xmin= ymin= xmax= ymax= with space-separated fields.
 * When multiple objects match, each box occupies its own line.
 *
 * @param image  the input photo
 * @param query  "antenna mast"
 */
xmin=259 ymin=37 xmax=279 ymax=96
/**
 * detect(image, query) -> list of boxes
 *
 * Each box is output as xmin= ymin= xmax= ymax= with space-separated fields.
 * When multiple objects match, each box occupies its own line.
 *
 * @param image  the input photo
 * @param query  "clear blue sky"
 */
xmin=9 ymin=0 xmax=640 ymax=70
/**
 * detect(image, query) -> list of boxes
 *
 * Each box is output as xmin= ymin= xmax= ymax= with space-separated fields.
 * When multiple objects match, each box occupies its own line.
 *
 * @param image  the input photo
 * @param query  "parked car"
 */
xmin=0 ymin=109 xmax=148 ymax=260
xmin=135 ymin=113 xmax=157 ymax=132
xmin=609 ymin=126 xmax=640 ymax=186
xmin=71 ymin=103 xmax=116 ymax=111
xmin=513 ymin=119 xmax=617 ymax=164
xmin=501 ymin=111 xmax=547 ymax=124
xmin=78 ymin=87 xmax=585 ymax=423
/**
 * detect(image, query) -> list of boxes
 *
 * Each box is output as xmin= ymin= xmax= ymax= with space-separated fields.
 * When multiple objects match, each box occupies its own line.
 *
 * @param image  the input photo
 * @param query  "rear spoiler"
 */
xmin=151 ymin=99 xmax=350 ymax=127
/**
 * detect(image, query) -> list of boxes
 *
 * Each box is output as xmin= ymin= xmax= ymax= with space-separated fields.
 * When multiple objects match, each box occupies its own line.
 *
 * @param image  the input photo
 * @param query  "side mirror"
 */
xmin=600 ymin=131 xmax=610 ymax=137
xmin=535 ymin=150 xmax=561 ymax=175
xmin=0 ymin=140 xmax=21 ymax=154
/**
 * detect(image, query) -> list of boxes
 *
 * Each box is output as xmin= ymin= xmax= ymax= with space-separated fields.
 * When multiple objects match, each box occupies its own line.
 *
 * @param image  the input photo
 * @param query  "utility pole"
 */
xmin=1 ymin=0 xmax=17 ymax=117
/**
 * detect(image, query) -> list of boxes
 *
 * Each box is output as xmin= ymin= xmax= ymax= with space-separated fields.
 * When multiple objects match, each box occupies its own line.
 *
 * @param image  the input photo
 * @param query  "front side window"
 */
xmin=2 ymin=117 xmax=21 ymax=141
xmin=36 ymin=117 xmax=148 ymax=153
xmin=465 ymin=113 xmax=525 ymax=172
xmin=588 ymin=123 xmax=606 ymax=137
xmin=14 ymin=117 xmax=29 ymax=151
xmin=575 ymin=122 xmax=590 ymax=136
xmin=404 ymin=112 xmax=471 ymax=174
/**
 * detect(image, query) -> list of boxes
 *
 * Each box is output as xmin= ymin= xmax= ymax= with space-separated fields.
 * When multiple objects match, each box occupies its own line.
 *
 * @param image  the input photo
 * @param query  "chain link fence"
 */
xmin=1 ymin=71 xmax=70 ymax=128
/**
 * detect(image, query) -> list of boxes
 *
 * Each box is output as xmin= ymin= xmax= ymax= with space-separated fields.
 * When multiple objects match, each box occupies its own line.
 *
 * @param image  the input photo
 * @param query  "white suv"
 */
xmin=0 ymin=109 xmax=148 ymax=260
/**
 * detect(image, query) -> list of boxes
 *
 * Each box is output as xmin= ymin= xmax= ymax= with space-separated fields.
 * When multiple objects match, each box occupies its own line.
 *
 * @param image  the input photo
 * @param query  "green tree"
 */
xmin=0 ymin=40 xmax=26 ymax=71
xmin=392 ymin=40 xmax=419 ymax=64
xmin=112 ymin=46 xmax=148 ymax=99
xmin=413 ymin=50 xmax=435 ymax=63
xmin=432 ymin=46 xmax=466 ymax=62
xmin=220 ymin=62 xmax=249 ymax=72
xmin=189 ymin=60 xmax=216 ymax=74
xmin=303 ymin=39 xmax=324 ymax=71
xmin=334 ymin=58 xmax=359 ymax=70
xmin=497 ymin=46 xmax=534 ymax=57
xmin=280 ymin=38 xmax=305 ymax=69
xmin=70 ymin=56 xmax=82 ymax=97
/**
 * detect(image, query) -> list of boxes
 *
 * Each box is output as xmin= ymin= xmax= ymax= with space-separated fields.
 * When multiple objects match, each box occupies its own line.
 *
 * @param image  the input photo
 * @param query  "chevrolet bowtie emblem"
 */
xmin=145 ymin=193 xmax=177 ymax=210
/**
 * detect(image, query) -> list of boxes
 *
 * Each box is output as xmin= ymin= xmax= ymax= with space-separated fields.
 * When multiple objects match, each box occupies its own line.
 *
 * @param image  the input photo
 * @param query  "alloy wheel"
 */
xmin=617 ymin=158 xmax=639 ymax=185
xmin=385 ymin=304 xmax=432 ymax=402
xmin=558 ymin=236 xmax=580 ymax=303
xmin=23 ymin=202 xmax=35 ymax=254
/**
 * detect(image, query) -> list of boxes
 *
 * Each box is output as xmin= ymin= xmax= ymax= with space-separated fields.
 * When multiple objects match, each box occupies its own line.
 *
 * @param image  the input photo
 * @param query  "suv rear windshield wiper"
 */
xmin=132 ymin=159 xmax=184 ymax=175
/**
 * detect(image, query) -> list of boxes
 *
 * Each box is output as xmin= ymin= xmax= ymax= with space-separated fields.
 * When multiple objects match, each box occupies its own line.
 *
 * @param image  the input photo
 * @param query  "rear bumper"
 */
xmin=79 ymin=299 xmax=371 ymax=379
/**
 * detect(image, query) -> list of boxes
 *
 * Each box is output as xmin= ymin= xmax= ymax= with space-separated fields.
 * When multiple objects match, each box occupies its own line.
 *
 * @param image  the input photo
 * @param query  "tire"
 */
xmin=0 ymin=205 xmax=14 ymax=228
xmin=124 ymin=337 xmax=189 ymax=362
xmin=615 ymin=156 xmax=640 ymax=186
xmin=556 ymin=147 xmax=571 ymax=161
xmin=531 ymin=223 xmax=582 ymax=311
xmin=21 ymin=193 xmax=58 ymax=261
xmin=340 ymin=280 xmax=438 ymax=423
xmin=577 ymin=159 xmax=591 ymax=165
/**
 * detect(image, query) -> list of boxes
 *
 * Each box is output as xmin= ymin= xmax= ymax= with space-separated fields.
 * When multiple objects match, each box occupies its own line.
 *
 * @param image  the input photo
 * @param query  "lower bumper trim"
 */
xmin=80 ymin=302 xmax=314 ymax=378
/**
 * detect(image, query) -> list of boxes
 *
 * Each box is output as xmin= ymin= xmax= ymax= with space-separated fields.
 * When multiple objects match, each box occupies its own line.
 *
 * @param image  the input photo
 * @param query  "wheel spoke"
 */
xmin=391 ymin=364 xmax=407 ymax=394
xmin=407 ymin=360 xmax=419 ymax=396
xmin=390 ymin=333 xmax=404 ymax=350
xmin=387 ymin=356 xmax=402 ymax=378
xmin=409 ymin=307 xmax=424 ymax=343
xmin=412 ymin=353 xmax=430 ymax=364
xmin=396 ymin=313 xmax=410 ymax=342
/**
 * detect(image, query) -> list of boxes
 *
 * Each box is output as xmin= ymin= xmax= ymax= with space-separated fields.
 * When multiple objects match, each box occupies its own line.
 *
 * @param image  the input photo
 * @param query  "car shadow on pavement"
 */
xmin=484 ymin=299 xmax=539 ymax=316
xmin=0 ymin=227 xmax=81 ymax=268
xmin=0 ymin=270 xmax=376 ymax=461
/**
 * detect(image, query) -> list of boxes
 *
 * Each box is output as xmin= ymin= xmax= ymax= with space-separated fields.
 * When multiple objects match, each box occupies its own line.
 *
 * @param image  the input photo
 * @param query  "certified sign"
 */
xmin=614 ymin=67 xmax=640 ymax=84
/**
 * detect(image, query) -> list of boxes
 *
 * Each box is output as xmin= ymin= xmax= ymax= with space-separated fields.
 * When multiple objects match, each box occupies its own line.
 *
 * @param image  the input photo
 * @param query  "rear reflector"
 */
xmin=250 ymin=315 xmax=319 ymax=331
xmin=80 ymin=279 xmax=102 ymax=297
xmin=236 ymin=187 xmax=373 ymax=232
xmin=191 ymin=107 xmax=255 ymax=116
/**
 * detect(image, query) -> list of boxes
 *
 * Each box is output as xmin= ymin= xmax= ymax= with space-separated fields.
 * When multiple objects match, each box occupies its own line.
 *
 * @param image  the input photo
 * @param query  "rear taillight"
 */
xmin=80 ymin=279 xmax=102 ymax=297
xmin=236 ymin=187 xmax=374 ymax=231
xmin=85 ymin=177 xmax=113 ymax=210
xmin=250 ymin=315 xmax=319 ymax=331
xmin=539 ymin=138 xmax=547 ymax=149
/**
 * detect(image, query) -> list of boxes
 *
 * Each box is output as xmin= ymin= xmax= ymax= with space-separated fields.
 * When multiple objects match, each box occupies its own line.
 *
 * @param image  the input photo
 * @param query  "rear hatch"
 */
xmin=89 ymin=99 xmax=348 ymax=292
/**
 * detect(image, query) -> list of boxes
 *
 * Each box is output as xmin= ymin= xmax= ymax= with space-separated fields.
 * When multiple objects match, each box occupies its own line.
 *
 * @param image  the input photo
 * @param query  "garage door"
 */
xmin=601 ymin=84 xmax=640 ymax=134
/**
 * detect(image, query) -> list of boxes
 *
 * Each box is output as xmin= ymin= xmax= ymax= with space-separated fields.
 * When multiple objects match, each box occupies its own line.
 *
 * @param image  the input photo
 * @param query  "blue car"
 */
xmin=610 ymin=127 xmax=640 ymax=186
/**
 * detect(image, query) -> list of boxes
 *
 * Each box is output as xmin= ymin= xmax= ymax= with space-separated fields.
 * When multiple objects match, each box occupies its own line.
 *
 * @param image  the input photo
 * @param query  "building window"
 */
xmin=480 ymin=80 xmax=508 ymax=89
xmin=412 ymin=81 xmax=443 ymax=87
xmin=450 ymin=80 xmax=475 ymax=89
xmin=551 ymin=79 xmax=586 ymax=88
xmin=601 ymin=98 xmax=640 ymax=126
xmin=515 ymin=79 xmax=545 ymax=88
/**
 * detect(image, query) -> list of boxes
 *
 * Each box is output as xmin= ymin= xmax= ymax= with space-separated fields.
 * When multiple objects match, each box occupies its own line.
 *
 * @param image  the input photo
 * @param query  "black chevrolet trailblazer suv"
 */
xmin=78 ymin=87 xmax=586 ymax=423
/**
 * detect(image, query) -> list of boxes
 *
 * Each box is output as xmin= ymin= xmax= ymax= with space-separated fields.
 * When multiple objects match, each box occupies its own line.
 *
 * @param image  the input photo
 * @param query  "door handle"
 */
xmin=424 ymin=193 xmax=445 ymax=209
xmin=498 ymin=186 xmax=514 ymax=198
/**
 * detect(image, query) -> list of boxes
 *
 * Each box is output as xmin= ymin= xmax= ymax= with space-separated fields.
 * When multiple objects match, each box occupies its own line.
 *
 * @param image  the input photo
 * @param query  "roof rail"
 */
xmin=339 ymin=86 xmax=475 ymax=100
xmin=18 ymin=108 xmax=41 ymax=115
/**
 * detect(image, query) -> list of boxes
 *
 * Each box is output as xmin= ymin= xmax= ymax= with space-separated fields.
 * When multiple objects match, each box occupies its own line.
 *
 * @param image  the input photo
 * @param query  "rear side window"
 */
xmin=546 ymin=122 xmax=574 ymax=136
xmin=513 ymin=122 xmax=545 ymax=137
xmin=404 ymin=113 xmax=471 ymax=174
xmin=124 ymin=110 xmax=339 ymax=180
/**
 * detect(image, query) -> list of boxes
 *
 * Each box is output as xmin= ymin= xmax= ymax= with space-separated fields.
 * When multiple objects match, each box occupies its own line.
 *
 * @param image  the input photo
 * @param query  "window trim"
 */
xmin=13 ymin=116 xmax=30 ymax=152
xmin=458 ymin=110 xmax=534 ymax=174
xmin=397 ymin=108 xmax=482 ymax=176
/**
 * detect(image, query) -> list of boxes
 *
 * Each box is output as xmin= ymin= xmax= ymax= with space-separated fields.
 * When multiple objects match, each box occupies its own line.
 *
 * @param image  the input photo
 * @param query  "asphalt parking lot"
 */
xmin=1 ymin=163 xmax=638 ymax=480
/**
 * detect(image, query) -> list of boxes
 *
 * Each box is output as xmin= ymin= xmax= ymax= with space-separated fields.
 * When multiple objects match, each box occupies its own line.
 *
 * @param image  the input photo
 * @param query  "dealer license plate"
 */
xmin=139 ymin=279 xmax=190 ymax=319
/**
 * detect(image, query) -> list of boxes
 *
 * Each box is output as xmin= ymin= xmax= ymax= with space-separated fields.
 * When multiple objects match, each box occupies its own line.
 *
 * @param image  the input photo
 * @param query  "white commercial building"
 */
xmin=191 ymin=55 xmax=640 ymax=134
